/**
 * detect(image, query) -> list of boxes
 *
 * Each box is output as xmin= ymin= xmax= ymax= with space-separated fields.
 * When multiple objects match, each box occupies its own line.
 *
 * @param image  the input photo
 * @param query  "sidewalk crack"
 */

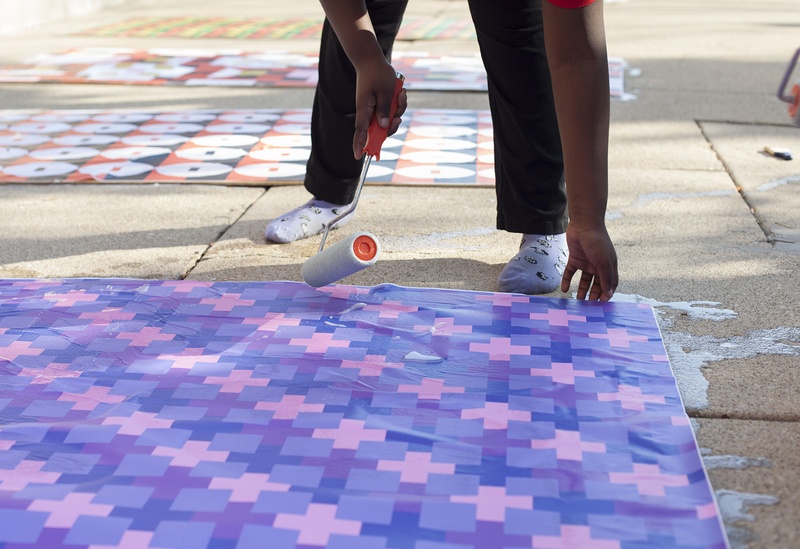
xmin=181 ymin=187 xmax=268 ymax=279
xmin=696 ymin=120 xmax=774 ymax=244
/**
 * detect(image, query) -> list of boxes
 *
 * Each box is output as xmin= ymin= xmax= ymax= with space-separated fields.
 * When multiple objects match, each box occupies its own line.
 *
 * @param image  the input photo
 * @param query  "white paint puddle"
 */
xmin=403 ymin=351 xmax=443 ymax=364
xmin=664 ymin=327 xmax=800 ymax=409
xmin=716 ymin=490 xmax=779 ymax=523
xmin=610 ymin=294 xmax=799 ymax=409
xmin=716 ymin=489 xmax=779 ymax=549
xmin=702 ymin=453 xmax=771 ymax=471
xmin=339 ymin=303 xmax=366 ymax=315
xmin=611 ymin=293 xmax=737 ymax=321
xmin=324 ymin=321 xmax=347 ymax=328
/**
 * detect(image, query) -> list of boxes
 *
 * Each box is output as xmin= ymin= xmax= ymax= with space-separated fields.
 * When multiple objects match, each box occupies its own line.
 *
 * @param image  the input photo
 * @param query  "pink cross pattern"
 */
xmin=78 ymin=308 xmax=136 ymax=324
xmin=609 ymin=463 xmax=689 ymax=497
xmin=44 ymin=291 xmax=99 ymax=307
xmin=273 ymin=503 xmax=361 ymax=545
xmin=340 ymin=354 xmax=403 ymax=377
xmin=451 ymin=486 xmax=533 ymax=522
xmin=88 ymin=530 xmax=154 ymax=549
xmin=313 ymin=418 xmax=387 ymax=450
xmin=255 ymin=395 xmax=325 ymax=419
xmin=461 ymin=402 xmax=531 ymax=430
xmin=531 ymin=524 xmax=621 ymax=549
xmin=597 ymin=385 xmax=666 ymax=411
xmin=397 ymin=377 xmax=465 ymax=400
xmin=476 ymin=293 xmax=532 ymax=307
xmin=529 ymin=362 xmax=595 ymax=385
xmin=360 ymin=300 xmax=419 ymax=319
xmin=469 ymin=337 xmax=529 ymax=361
xmin=116 ymin=326 xmax=174 ymax=347
xmin=589 ymin=328 xmax=649 ymax=348
xmin=289 ymin=332 xmax=350 ymax=354
xmin=242 ymin=312 xmax=301 ymax=332
xmin=102 ymin=411 xmax=174 ymax=436
xmin=325 ymin=286 xmax=370 ymax=300
xmin=204 ymin=370 xmax=269 ymax=393
xmin=697 ymin=502 xmax=719 ymax=520
xmin=58 ymin=385 xmax=126 ymax=410
xmin=530 ymin=429 xmax=606 ymax=461
xmin=377 ymin=451 xmax=455 ymax=483
xmin=671 ymin=415 xmax=691 ymax=426
xmin=199 ymin=295 xmax=256 ymax=311
xmin=156 ymin=349 xmax=220 ymax=370
xmin=528 ymin=309 xmax=586 ymax=327
xmin=209 ymin=472 xmax=291 ymax=502
xmin=19 ymin=362 xmax=79 ymax=384
xmin=151 ymin=440 xmax=229 ymax=468
xmin=0 ymin=460 xmax=60 ymax=491
xmin=413 ymin=317 xmax=473 ymax=336
xmin=27 ymin=492 xmax=113 ymax=528
xmin=1 ymin=340 xmax=43 ymax=361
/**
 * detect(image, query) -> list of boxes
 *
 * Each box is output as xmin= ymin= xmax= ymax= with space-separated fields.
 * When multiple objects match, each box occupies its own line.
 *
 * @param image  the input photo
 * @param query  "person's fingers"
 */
xmin=577 ymin=271 xmax=593 ymax=300
xmin=352 ymin=127 xmax=366 ymax=160
xmin=388 ymin=117 xmax=403 ymax=137
xmin=387 ymin=88 xmax=407 ymax=137
xmin=353 ymin=88 xmax=378 ymax=159
xmin=395 ymin=88 xmax=408 ymax=118
xmin=374 ymin=87 xmax=396 ymax=129
xmin=561 ymin=263 xmax=577 ymax=293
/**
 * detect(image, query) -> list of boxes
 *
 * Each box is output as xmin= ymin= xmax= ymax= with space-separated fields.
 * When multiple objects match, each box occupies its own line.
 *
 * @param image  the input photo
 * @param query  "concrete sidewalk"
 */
xmin=1 ymin=0 xmax=799 ymax=547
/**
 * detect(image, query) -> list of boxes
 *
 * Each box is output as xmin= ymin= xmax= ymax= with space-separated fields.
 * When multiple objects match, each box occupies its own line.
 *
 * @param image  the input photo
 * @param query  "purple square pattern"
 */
xmin=0 ymin=279 xmax=726 ymax=548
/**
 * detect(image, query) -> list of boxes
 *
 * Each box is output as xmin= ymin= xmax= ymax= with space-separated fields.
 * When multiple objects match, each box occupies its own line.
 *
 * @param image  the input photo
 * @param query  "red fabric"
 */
xmin=546 ymin=0 xmax=596 ymax=8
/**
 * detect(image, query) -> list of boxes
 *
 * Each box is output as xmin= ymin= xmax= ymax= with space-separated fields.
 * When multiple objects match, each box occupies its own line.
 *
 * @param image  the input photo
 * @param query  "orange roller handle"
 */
xmin=363 ymin=74 xmax=405 ymax=161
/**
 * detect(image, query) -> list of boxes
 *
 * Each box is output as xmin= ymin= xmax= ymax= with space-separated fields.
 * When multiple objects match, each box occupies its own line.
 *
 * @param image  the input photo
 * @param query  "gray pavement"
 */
xmin=1 ymin=0 xmax=800 ymax=547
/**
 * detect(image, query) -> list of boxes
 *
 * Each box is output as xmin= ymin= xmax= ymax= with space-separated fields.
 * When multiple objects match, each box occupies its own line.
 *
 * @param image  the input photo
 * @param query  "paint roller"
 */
xmin=301 ymin=73 xmax=405 ymax=288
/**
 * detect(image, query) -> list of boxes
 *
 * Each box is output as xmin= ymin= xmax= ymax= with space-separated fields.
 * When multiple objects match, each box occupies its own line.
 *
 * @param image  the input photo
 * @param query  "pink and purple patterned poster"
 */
xmin=0 ymin=279 xmax=726 ymax=548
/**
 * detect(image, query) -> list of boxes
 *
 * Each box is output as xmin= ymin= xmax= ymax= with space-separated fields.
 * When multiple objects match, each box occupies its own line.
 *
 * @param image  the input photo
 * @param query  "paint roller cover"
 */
xmin=301 ymin=232 xmax=382 ymax=288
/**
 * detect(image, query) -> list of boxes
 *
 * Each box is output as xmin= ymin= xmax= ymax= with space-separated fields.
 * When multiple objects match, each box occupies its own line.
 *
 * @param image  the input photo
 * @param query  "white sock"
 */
xmin=265 ymin=199 xmax=353 ymax=243
xmin=497 ymin=233 xmax=568 ymax=295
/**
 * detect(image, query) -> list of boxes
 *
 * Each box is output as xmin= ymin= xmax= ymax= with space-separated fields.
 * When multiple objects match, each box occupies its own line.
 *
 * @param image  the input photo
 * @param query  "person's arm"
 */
xmin=543 ymin=0 xmax=619 ymax=301
xmin=318 ymin=0 xmax=407 ymax=158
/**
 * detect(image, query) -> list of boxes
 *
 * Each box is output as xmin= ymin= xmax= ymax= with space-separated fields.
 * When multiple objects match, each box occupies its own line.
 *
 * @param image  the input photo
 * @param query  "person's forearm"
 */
xmin=543 ymin=1 xmax=610 ymax=230
xmin=319 ymin=0 xmax=387 ymax=70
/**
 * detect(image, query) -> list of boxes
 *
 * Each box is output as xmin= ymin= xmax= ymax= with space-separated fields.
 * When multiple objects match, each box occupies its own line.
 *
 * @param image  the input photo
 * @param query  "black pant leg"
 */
xmin=305 ymin=0 xmax=408 ymax=205
xmin=467 ymin=0 xmax=568 ymax=235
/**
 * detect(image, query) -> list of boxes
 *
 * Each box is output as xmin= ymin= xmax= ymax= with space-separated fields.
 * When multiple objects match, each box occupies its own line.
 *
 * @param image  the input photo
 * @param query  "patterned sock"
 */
xmin=265 ymin=199 xmax=353 ymax=243
xmin=497 ymin=233 xmax=568 ymax=295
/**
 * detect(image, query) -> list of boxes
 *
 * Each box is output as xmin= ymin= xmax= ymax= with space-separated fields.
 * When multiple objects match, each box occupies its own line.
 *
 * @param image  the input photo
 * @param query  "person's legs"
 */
xmin=467 ymin=0 xmax=569 ymax=293
xmin=265 ymin=0 xmax=407 ymax=243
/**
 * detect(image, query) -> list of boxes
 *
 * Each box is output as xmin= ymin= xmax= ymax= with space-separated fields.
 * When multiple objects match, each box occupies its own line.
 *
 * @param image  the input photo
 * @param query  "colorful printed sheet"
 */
xmin=0 ymin=48 xmax=628 ymax=96
xmin=0 ymin=278 xmax=726 ymax=548
xmin=74 ymin=17 xmax=477 ymax=41
xmin=0 ymin=108 xmax=494 ymax=186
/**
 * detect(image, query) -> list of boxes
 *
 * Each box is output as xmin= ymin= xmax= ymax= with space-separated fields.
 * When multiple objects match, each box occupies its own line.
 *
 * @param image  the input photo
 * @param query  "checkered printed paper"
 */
xmin=0 ymin=279 xmax=725 ymax=548
xmin=74 ymin=17 xmax=478 ymax=41
xmin=0 ymin=48 xmax=628 ymax=97
xmin=0 ymin=109 xmax=495 ymax=186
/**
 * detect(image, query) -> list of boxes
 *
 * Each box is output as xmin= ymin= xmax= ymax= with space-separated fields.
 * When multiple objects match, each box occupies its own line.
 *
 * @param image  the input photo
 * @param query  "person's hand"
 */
xmin=561 ymin=223 xmax=618 ymax=301
xmin=353 ymin=58 xmax=407 ymax=159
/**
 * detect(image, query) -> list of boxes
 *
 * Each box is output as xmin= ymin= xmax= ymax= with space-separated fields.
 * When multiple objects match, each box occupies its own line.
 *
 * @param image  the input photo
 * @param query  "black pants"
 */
xmin=305 ymin=0 xmax=567 ymax=235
